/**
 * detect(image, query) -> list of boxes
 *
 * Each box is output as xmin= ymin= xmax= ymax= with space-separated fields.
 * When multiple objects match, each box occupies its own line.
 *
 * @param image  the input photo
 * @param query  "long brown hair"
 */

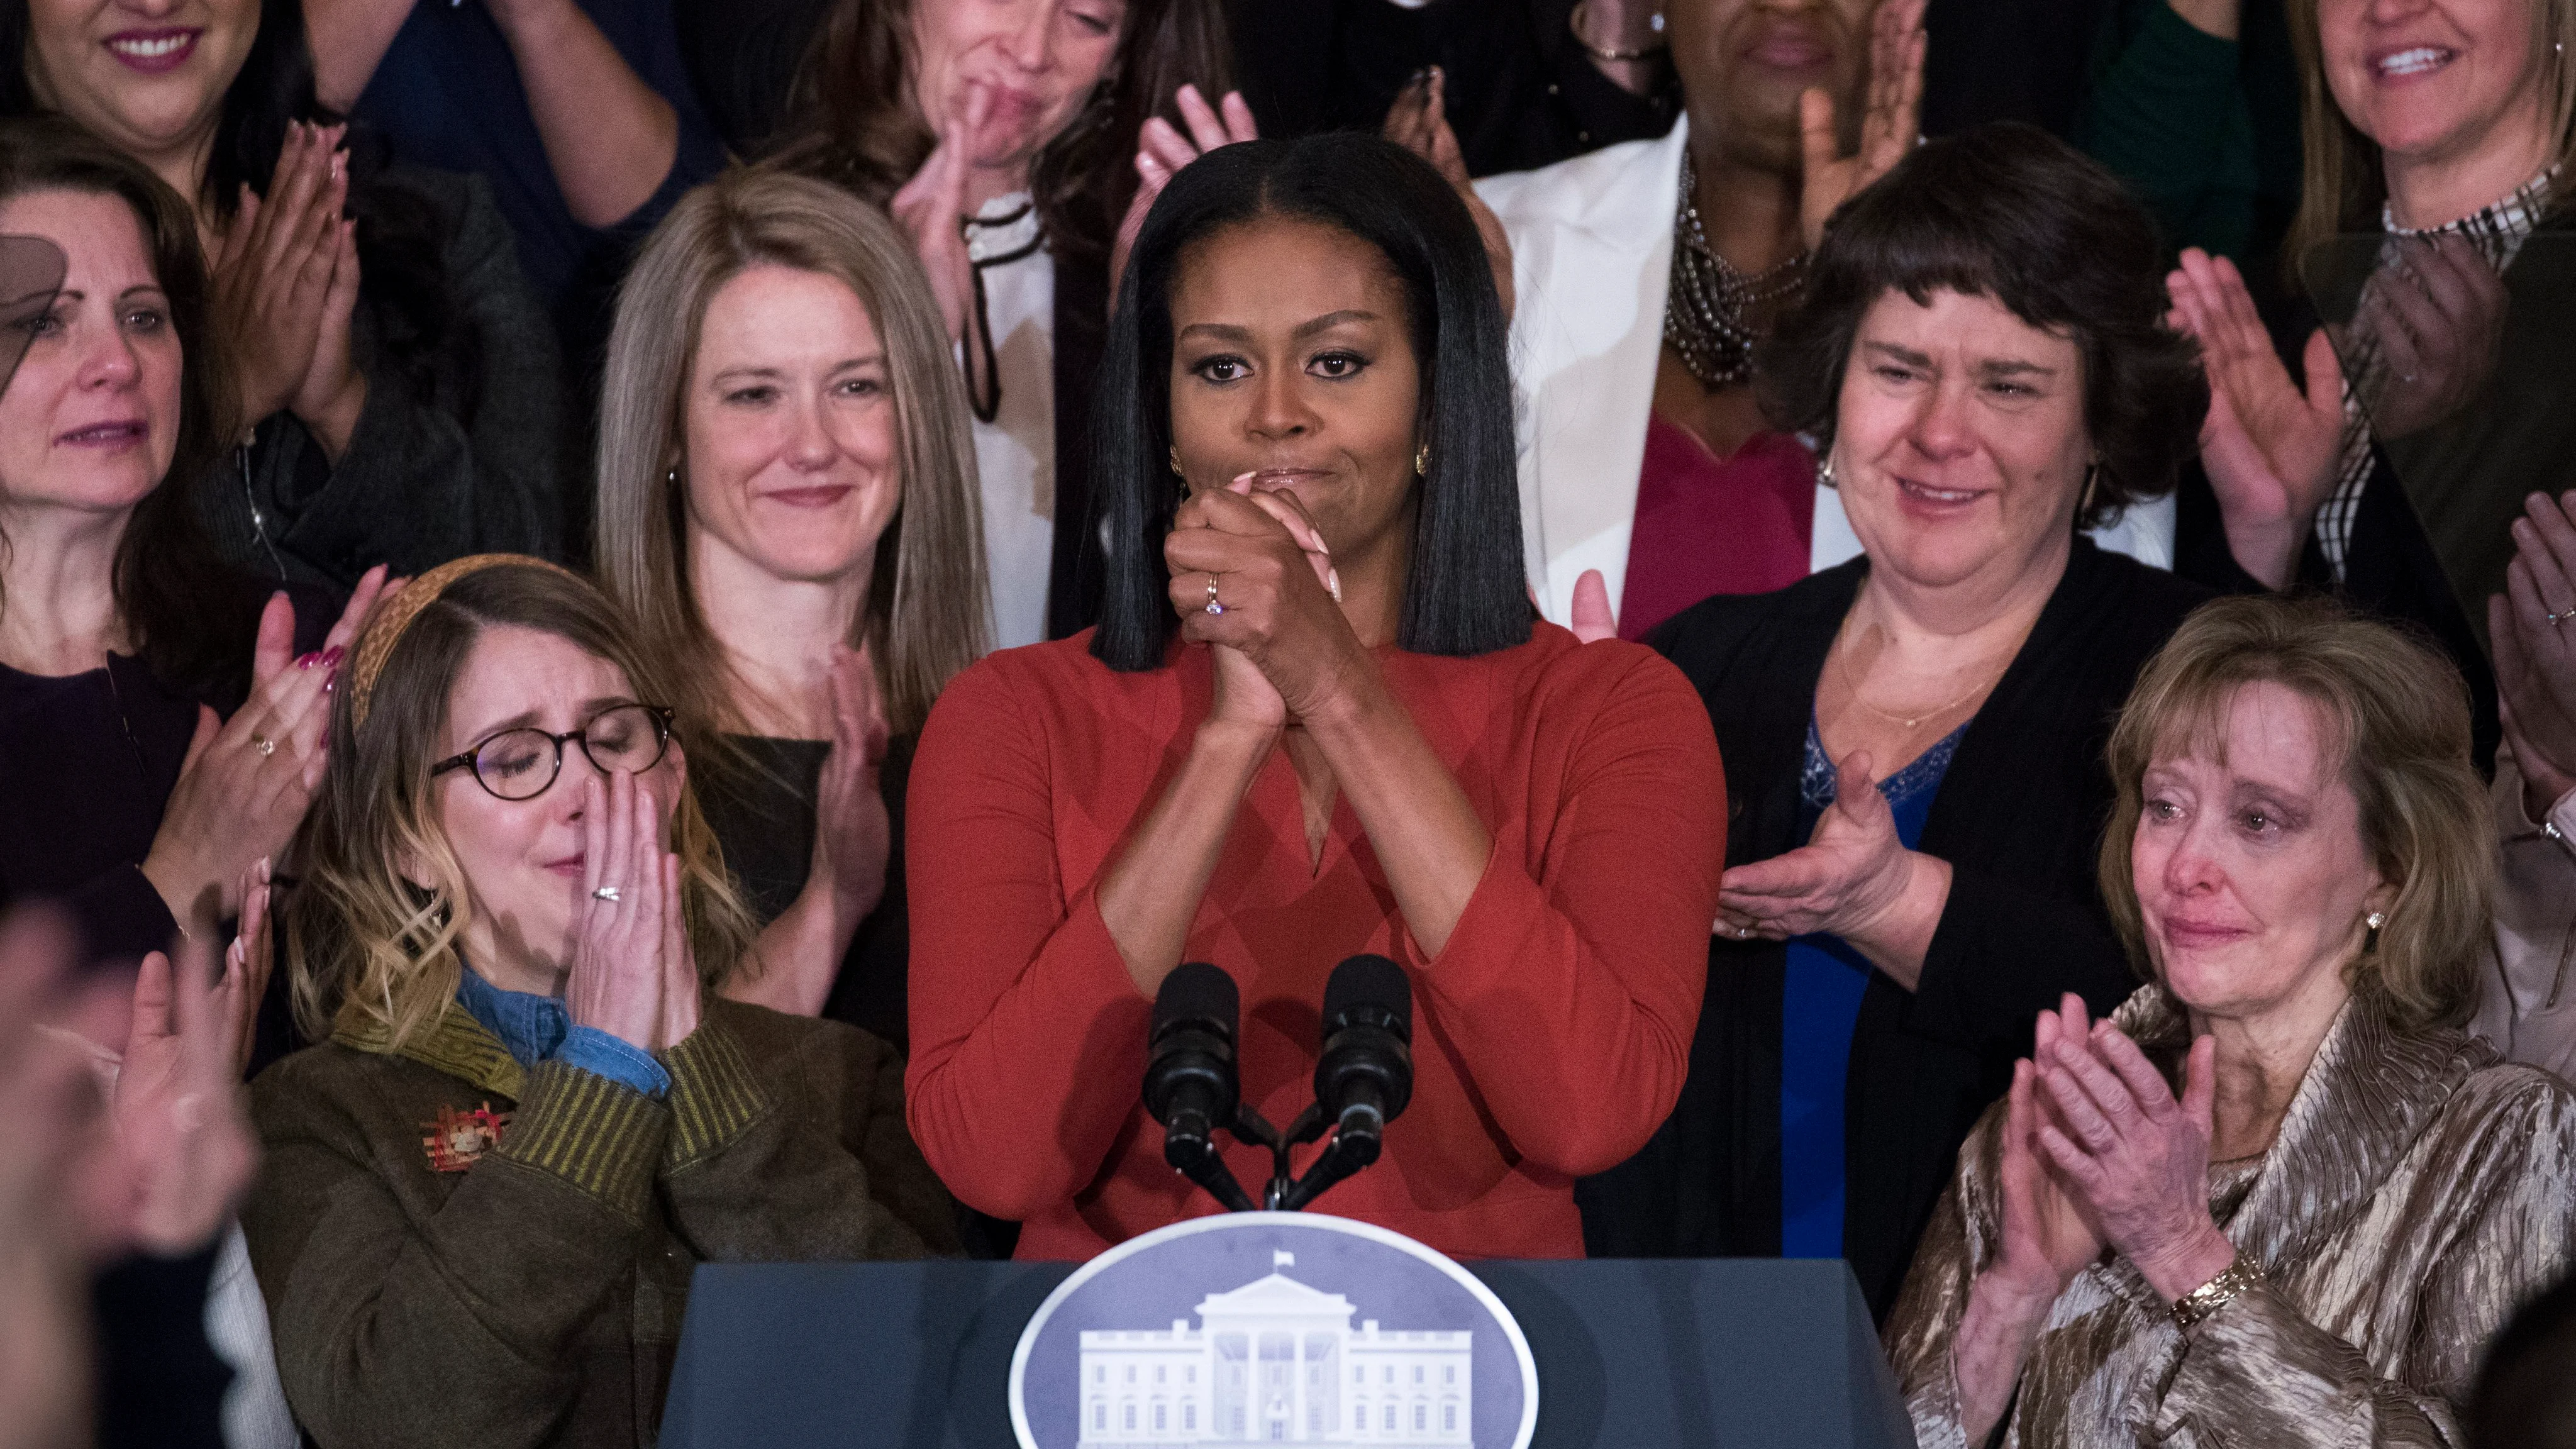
xmin=594 ymin=167 xmax=989 ymax=752
xmin=0 ymin=116 xmax=250 ymax=698
xmin=2283 ymin=0 xmax=2576 ymax=281
xmin=284 ymin=562 xmax=759 ymax=1047
xmin=763 ymin=0 xmax=1233 ymax=263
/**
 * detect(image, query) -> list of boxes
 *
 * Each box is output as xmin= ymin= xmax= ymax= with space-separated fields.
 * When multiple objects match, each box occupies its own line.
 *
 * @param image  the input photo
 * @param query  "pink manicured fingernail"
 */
xmin=295 ymin=651 xmax=321 ymax=670
xmin=321 ymin=645 xmax=345 ymax=667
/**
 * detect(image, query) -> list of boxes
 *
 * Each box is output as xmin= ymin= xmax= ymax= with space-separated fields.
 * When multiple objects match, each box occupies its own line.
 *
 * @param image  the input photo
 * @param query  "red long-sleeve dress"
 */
xmin=904 ymin=621 xmax=1726 ymax=1261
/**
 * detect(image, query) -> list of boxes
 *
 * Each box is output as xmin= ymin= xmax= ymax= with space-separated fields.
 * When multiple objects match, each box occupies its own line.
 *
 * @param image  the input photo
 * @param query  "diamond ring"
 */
xmin=1204 ymin=573 xmax=1225 ymax=616
xmin=592 ymin=886 xmax=621 ymax=902
xmin=250 ymin=734 xmax=275 ymax=758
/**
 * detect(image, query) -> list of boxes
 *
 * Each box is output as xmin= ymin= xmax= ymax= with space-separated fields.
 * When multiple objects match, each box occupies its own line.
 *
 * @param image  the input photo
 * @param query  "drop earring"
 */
xmin=1414 ymin=443 xmax=1430 ymax=477
xmin=2365 ymin=910 xmax=2387 ymax=952
xmin=1169 ymin=446 xmax=1184 ymax=477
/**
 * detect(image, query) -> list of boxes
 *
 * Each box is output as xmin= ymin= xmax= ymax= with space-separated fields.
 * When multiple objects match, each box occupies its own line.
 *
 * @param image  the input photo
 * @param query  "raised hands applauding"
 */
xmin=1798 ymin=0 xmax=1925 ymax=251
xmin=213 ymin=121 xmax=365 ymax=459
xmin=140 ymin=568 xmax=400 ymax=936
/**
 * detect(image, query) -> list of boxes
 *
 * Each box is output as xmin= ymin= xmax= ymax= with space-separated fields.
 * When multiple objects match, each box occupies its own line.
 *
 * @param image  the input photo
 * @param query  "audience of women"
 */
xmin=1 ymin=0 xmax=565 ymax=586
xmin=1578 ymin=125 xmax=2212 ymax=1322
xmin=0 ymin=117 xmax=380 ymax=962
xmin=244 ymin=555 xmax=956 ymax=1448
xmin=1890 ymin=594 xmax=2576 ymax=1446
xmin=594 ymin=167 xmax=989 ymax=1045
xmin=904 ymin=133 xmax=1726 ymax=1260
xmin=752 ymin=0 xmax=1235 ymax=647
xmin=2165 ymin=0 xmax=2576 ymax=767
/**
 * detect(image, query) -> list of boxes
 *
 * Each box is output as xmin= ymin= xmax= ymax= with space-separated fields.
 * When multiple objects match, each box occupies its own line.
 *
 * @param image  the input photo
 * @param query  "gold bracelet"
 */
xmin=2169 ymin=1252 xmax=2265 ymax=1333
xmin=1568 ymin=0 xmax=1668 ymax=62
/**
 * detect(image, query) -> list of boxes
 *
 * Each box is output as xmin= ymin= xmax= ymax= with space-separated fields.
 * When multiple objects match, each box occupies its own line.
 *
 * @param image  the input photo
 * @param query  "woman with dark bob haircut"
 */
xmin=1579 ymin=123 xmax=2215 ymax=1321
xmin=904 ymin=132 xmax=1727 ymax=1260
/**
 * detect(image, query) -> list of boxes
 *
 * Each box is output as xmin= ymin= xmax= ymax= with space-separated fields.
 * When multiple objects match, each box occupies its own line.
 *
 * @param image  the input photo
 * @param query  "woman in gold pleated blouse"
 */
xmin=1887 ymin=594 xmax=2576 ymax=1448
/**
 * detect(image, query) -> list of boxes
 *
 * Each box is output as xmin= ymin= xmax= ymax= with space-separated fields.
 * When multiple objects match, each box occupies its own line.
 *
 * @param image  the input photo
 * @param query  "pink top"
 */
xmin=1616 ymin=417 xmax=1818 ymax=641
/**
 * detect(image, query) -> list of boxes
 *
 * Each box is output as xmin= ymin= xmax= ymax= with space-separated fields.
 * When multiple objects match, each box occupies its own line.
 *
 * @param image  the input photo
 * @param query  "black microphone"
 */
xmin=1143 ymin=962 xmax=1257 ymax=1212
xmin=1276 ymin=955 xmax=1414 ymax=1211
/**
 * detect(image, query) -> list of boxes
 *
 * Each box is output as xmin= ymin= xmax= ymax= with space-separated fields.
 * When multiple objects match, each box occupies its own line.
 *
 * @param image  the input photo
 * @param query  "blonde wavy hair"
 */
xmin=592 ymin=165 xmax=988 ymax=750
xmin=283 ymin=564 xmax=759 ymax=1048
xmin=2097 ymin=594 xmax=2497 ymax=1031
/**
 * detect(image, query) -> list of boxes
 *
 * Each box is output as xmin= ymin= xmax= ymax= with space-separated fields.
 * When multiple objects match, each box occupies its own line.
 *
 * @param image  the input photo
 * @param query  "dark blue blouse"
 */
xmin=1778 ymin=716 xmax=1967 ymax=1259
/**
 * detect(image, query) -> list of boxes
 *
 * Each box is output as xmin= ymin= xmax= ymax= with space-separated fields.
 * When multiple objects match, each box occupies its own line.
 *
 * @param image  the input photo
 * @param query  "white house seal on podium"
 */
xmin=1008 ymin=1213 xmax=1538 ymax=1449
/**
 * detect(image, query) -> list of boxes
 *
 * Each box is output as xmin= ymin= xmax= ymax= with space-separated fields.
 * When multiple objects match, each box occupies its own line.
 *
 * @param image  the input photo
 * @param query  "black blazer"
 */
xmin=1577 ymin=538 xmax=2211 ymax=1321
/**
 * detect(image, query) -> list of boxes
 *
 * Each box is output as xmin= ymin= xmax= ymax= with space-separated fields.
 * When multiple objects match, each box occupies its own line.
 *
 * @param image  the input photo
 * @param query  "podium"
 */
xmin=662 ymin=1258 xmax=1915 ymax=1449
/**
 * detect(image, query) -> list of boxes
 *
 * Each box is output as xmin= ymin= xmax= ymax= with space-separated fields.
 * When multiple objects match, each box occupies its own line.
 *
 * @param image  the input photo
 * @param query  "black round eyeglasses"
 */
xmin=430 ymin=703 xmax=676 ymax=801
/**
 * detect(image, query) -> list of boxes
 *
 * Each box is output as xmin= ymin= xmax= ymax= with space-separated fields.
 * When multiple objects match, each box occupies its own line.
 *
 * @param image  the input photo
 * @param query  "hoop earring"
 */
xmin=1816 ymin=451 xmax=1837 ymax=489
xmin=2365 ymin=910 xmax=2387 ymax=953
xmin=1415 ymin=443 xmax=1430 ymax=477
xmin=2077 ymin=464 xmax=2101 ymax=519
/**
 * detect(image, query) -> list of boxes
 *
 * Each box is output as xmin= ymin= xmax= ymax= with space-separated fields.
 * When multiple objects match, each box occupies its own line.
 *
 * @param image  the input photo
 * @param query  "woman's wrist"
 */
xmin=299 ymin=370 xmax=367 ymax=464
xmin=2223 ymin=514 xmax=2312 ymax=592
xmin=2135 ymin=1219 xmax=2238 ymax=1304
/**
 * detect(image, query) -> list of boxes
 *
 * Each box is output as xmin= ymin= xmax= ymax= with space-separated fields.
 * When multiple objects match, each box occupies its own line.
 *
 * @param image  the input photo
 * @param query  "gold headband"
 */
xmin=348 ymin=553 xmax=587 ymax=732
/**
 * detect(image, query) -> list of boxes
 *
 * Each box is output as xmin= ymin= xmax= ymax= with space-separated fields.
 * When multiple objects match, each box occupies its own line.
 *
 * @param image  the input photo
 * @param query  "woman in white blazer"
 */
xmin=1475 ymin=0 xmax=2175 ymax=636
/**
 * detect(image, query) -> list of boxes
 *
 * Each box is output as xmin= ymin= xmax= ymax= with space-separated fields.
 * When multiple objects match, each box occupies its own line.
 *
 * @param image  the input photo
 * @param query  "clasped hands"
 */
xmin=1163 ymin=475 xmax=1358 ymax=731
xmin=569 ymin=769 xmax=701 ymax=1054
xmin=1987 ymin=994 xmax=2235 ymax=1314
xmin=214 ymin=119 xmax=365 ymax=456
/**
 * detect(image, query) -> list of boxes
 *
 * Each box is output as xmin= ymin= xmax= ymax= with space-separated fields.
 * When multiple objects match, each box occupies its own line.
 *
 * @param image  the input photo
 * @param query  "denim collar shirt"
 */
xmin=453 ymin=967 xmax=670 ymax=1099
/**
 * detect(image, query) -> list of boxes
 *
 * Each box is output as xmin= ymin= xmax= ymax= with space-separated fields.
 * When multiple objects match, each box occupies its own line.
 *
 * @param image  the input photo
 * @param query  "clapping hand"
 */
xmin=2166 ymin=248 xmax=2346 ymax=589
xmin=809 ymin=642 xmax=894 ymax=929
xmin=1111 ymin=84 xmax=1259 ymax=309
xmin=142 ymin=567 xmax=401 ymax=932
xmin=109 ymin=924 xmax=261 ymax=1256
xmin=890 ymin=80 xmax=991 ymax=342
xmin=1797 ymin=0 xmax=1924 ymax=251
xmin=1381 ymin=67 xmax=1514 ymax=317
xmin=214 ymin=121 xmax=364 ymax=454
xmin=2351 ymin=234 xmax=2505 ymax=441
xmin=1990 ymin=1003 xmax=2109 ymax=1304
xmin=1716 ymin=748 xmax=1914 ymax=941
xmin=2028 ymin=993 xmax=2236 ymax=1304
xmin=2492 ymin=490 xmax=2576 ymax=816
xmin=569 ymin=770 xmax=699 ymax=1053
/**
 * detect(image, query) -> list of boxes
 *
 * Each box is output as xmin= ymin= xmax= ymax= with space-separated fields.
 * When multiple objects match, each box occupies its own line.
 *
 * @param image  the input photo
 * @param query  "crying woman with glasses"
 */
xmin=240 ymin=553 xmax=958 ymax=1449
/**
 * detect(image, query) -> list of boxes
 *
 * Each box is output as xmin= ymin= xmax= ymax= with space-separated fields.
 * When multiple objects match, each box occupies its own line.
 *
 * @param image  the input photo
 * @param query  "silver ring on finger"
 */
xmin=1204 ymin=572 xmax=1226 ymax=616
xmin=592 ymin=886 xmax=621 ymax=903
xmin=250 ymin=733 xmax=276 ymax=758
xmin=2550 ymin=609 xmax=2572 ymax=629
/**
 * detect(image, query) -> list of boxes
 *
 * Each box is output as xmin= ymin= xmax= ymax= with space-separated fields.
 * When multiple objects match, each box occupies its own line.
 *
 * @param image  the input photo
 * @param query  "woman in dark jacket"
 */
xmin=1579 ymin=125 xmax=2212 ymax=1321
xmin=3 ymin=0 xmax=565 ymax=588
xmin=248 ymin=556 xmax=955 ymax=1449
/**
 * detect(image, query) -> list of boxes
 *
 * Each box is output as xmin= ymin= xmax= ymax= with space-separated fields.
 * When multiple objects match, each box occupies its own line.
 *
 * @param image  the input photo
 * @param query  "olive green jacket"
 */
xmin=242 ymin=997 xmax=958 ymax=1449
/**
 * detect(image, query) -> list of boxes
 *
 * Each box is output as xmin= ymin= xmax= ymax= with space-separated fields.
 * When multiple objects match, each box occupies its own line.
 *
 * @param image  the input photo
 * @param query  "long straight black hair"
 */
xmin=1087 ymin=133 xmax=1530 ymax=672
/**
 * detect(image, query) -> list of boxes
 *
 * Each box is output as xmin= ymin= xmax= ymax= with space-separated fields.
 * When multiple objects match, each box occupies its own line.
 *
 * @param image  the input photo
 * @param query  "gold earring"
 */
xmin=2077 ymin=464 xmax=2101 ymax=518
xmin=1169 ymin=446 xmax=1184 ymax=477
xmin=1414 ymin=443 xmax=1430 ymax=477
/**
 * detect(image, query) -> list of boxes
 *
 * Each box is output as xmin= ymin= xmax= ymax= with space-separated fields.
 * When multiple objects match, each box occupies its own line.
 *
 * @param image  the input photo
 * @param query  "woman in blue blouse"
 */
xmin=1579 ymin=123 xmax=2212 ymax=1320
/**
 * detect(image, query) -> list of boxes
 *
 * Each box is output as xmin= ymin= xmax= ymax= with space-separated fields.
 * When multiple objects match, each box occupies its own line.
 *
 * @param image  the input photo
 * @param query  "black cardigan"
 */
xmin=1576 ymin=537 xmax=2211 ymax=1321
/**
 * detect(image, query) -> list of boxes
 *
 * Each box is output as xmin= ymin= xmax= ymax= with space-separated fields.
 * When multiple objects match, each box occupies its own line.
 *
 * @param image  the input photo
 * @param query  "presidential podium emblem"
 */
xmin=1009 ymin=1214 xmax=1537 ymax=1449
